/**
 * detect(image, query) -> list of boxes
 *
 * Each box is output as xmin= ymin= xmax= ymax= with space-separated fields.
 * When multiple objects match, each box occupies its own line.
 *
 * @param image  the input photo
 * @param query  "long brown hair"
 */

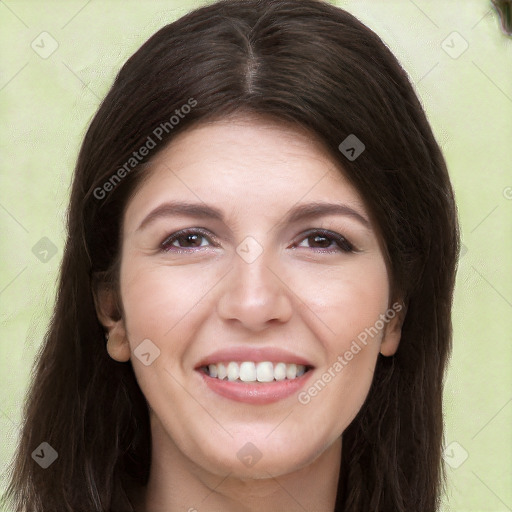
xmin=3 ymin=1 xmax=460 ymax=510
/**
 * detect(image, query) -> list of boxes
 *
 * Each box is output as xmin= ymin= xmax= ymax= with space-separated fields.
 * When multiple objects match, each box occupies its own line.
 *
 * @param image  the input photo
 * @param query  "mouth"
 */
xmin=195 ymin=360 xmax=315 ymax=404
xmin=194 ymin=347 xmax=315 ymax=404
xmin=199 ymin=361 xmax=314 ymax=383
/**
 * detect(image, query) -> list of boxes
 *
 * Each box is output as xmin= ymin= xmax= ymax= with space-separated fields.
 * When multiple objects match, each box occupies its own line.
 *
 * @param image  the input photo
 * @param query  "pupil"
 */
xmin=312 ymin=235 xmax=329 ymax=248
xmin=182 ymin=234 xmax=200 ymax=246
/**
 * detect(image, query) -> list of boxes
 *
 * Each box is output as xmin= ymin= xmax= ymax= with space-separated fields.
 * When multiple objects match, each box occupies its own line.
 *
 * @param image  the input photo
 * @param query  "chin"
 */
xmin=194 ymin=435 xmax=322 ymax=480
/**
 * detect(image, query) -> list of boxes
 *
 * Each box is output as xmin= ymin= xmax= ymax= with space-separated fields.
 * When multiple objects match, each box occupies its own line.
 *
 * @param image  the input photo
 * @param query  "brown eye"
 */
xmin=161 ymin=229 xmax=215 ymax=252
xmin=294 ymin=229 xmax=354 ymax=253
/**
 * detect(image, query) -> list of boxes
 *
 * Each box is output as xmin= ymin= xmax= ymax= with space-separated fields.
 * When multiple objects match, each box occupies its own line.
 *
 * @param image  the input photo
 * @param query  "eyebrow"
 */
xmin=136 ymin=200 xmax=371 ymax=232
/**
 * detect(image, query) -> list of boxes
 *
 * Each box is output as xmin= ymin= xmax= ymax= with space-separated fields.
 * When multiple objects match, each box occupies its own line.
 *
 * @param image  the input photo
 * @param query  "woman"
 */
xmin=3 ymin=0 xmax=460 ymax=510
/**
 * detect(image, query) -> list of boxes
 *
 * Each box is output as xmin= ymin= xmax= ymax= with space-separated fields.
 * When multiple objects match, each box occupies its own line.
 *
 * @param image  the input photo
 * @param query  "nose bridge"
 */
xmin=216 ymin=235 xmax=293 ymax=329
xmin=236 ymin=243 xmax=274 ymax=290
xmin=233 ymin=235 xmax=279 ymax=302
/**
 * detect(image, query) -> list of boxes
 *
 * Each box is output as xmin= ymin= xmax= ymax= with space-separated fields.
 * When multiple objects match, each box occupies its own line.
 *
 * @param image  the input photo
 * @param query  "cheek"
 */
xmin=119 ymin=257 xmax=220 ymax=342
xmin=118 ymin=259 xmax=214 ymax=407
xmin=293 ymin=258 xmax=388 ymax=424
xmin=292 ymin=256 xmax=390 ymax=346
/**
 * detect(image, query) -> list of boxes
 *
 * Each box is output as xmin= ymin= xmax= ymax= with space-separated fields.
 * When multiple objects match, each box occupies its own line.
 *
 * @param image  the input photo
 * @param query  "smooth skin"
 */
xmin=95 ymin=114 xmax=404 ymax=512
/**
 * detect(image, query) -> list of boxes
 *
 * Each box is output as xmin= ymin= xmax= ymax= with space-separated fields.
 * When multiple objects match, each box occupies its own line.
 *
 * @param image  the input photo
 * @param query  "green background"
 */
xmin=1 ymin=1 xmax=511 ymax=511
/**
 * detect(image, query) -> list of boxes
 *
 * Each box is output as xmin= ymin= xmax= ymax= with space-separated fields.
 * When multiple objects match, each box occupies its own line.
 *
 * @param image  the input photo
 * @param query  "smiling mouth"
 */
xmin=199 ymin=361 xmax=314 ymax=383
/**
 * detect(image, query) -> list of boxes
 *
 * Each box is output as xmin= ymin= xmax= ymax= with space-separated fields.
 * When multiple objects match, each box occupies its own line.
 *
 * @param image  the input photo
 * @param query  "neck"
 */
xmin=130 ymin=417 xmax=342 ymax=512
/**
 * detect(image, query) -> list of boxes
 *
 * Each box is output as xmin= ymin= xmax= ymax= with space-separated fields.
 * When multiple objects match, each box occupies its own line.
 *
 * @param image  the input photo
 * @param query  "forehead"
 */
xmin=150 ymin=115 xmax=339 ymax=177
xmin=123 ymin=115 xmax=368 ymax=226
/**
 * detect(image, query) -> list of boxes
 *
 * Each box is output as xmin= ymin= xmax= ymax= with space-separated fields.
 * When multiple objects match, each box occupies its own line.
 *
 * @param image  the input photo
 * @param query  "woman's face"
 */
xmin=112 ymin=116 xmax=402 ymax=479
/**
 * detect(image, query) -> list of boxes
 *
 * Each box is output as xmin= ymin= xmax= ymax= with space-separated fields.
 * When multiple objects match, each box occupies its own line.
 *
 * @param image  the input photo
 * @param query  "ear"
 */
xmin=92 ymin=277 xmax=131 ymax=362
xmin=380 ymin=301 xmax=407 ymax=357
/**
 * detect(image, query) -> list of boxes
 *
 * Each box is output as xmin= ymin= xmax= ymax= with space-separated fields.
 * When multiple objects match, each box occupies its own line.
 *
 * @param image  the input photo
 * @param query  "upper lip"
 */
xmin=195 ymin=346 xmax=315 ymax=369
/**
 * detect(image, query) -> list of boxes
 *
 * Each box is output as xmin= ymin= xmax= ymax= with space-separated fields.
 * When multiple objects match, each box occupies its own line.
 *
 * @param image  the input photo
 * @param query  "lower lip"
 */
xmin=197 ymin=369 xmax=314 ymax=404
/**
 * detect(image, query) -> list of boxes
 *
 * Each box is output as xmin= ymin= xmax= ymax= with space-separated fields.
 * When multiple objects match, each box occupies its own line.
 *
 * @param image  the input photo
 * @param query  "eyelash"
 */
xmin=160 ymin=228 xmax=356 ymax=254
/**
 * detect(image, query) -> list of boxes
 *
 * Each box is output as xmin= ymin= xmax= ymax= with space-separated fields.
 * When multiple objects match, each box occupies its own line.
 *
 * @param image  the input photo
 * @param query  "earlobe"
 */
xmin=105 ymin=326 xmax=131 ymax=362
xmin=380 ymin=302 xmax=407 ymax=356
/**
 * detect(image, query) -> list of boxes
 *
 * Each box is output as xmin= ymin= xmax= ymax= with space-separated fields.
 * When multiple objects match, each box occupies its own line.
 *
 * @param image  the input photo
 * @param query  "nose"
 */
xmin=216 ymin=246 xmax=293 ymax=331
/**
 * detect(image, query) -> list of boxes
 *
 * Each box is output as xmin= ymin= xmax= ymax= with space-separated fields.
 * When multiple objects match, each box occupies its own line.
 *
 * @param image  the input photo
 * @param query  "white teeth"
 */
xmin=208 ymin=364 xmax=218 ymax=378
xmin=256 ymin=362 xmax=274 ymax=382
xmin=217 ymin=362 xmax=227 ymax=380
xmin=286 ymin=363 xmax=297 ymax=379
xmin=273 ymin=362 xmax=287 ymax=381
xmin=227 ymin=362 xmax=239 ymax=381
xmin=203 ymin=361 xmax=309 ymax=381
xmin=239 ymin=362 xmax=257 ymax=382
